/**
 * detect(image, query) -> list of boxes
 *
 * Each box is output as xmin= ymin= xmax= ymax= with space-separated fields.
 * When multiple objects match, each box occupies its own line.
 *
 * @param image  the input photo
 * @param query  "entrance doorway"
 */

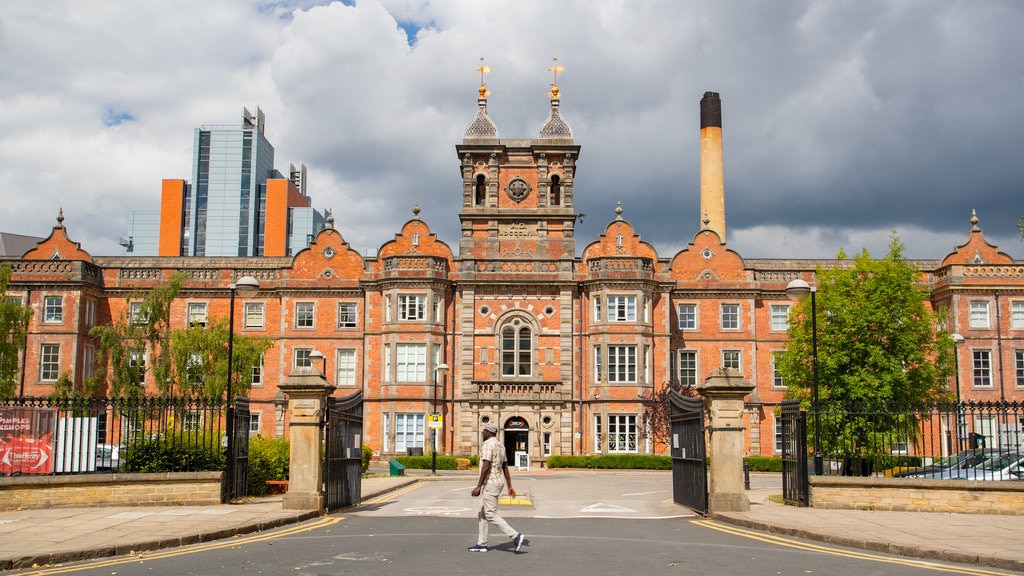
xmin=503 ymin=416 xmax=529 ymax=464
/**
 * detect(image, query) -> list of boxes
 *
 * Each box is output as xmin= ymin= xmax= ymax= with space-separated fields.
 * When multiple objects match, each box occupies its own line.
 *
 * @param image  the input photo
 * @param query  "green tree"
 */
xmin=88 ymin=273 xmax=185 ymax=397
xmin=0 ymin=265 xmax=34 ymax=397
xmin=167 ymin=317 xmax=272 ymax=397
xmin=778 ymin=235 xmax=955 ymax=455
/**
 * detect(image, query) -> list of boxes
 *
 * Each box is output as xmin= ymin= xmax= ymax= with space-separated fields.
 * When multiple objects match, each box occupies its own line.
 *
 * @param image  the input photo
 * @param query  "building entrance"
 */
xmin=503 ymin=416 xmax=529 ymax=465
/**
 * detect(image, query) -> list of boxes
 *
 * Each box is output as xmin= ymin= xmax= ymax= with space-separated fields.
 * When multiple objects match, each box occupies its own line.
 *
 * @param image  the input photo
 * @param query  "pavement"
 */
xmin=0 ymin=470 xmax=1022 ymax=573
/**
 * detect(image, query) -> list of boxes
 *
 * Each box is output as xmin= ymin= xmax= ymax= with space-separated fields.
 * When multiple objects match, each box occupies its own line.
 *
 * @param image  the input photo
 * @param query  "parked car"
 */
xmin=953 ymin=452 xmax=1024 ymax=481
xmin=96 ymin=444 xmax=122 ymax=471
xmin=897 ymin=449 xmax=1002 ymax=478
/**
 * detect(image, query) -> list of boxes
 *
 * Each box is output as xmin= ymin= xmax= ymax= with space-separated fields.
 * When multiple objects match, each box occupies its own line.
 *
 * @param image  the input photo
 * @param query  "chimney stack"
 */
xmin=699 ymin=91 xmax=726 ymax=242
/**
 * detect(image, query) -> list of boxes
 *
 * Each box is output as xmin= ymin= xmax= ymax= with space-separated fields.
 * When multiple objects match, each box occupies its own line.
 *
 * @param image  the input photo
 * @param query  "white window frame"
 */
xmin=40 ymin=343 xmax=60 ymax=381
xmin=771 ymin=351 xmax=785 ymax=388
xmin=1016 ymin=350 xmax=1024 ymax=388
xmin=607 ymin=414 xmax=637 ymax=453
xmin=244 ymin=302 xmax=265 ymax=329
xmin=249 ymin=413 xmax=261 ymax=436
xmin=593 ymin=346 xmax=603 ymax=382
xmin=398 ymin=295 xmax=426 ymax=321
xmin=608 ymin=295 xmax=636 ymax=322
xmin=501 ymin=322 xmax=532 ymax=377
xmin=721 ymin=303 xmax=740 ymax=330
xmin=972 ymin=349 xmax=992 ymax=387
xmin=969 ymin=301 xmax=990 ymax=329
xmin=677 ymin=350 xmax=697 ymax=387
xmin=295 ymin=302 xmax=315 ymax=329
xmin=433 ymin=295 xmax=443 ymax=323
xmin=129 ymin=301 xmax=146 ymax=325
xmin=337 ymin=302 xmax=358 ymax=329
xmin=187 ymin=302 xmax=208 ymax=327
xmin=593 ymin=297 xmax=602 ymax=322
xmin=294 ymin=347 xmax=313 ymax=369
xmin=336 ymin=349 xmax=357 ymax=386
xmin=396 ymin=343 xmax=426 ymax=382
xmin=43 ymin=296 xmax=63 ymax=323
xmin=677 ymin=303 xmax=697 ymax=330
xmin=770 ymin=305 xmax=790 ymax=332
xmin=251 ymin=354 xmax=264 ymax=387
xmin=395 ymin=413 xmax=424 ymax=453
xmin=593 ymin=415 xmax=602 ymax=452
xmin=722 ymin=349 xmax=741 ymax=371
xmin=84 ymin=299 xmax=96 ymax=328
xmin=607 ymin=345 xmax=637 ymax=383
xmin=1011 ymin=301 xmax=1024 ymax=329
xmin=128 ymin=347 xmax=146 ymax=385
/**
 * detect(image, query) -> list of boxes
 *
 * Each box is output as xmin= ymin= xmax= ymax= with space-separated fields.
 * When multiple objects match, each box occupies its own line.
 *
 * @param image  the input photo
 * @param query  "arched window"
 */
xmin=475 ymin=174 xmax=486 ymax=206
xmin=550 ymin=174 xmax=561 ymax=206
xmin=501 ymin=319 xmax=532 ymax=377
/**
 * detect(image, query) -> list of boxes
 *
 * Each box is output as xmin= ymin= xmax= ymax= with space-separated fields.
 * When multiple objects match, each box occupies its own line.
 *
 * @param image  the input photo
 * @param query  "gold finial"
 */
xmin=476 ymin=57 xmax=491 ymax=99
xmin=548 ymin=57 xmax=564 ymax=100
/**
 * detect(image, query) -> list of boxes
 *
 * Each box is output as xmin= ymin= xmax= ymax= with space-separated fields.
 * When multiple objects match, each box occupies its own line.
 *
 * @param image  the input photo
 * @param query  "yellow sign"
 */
xmin=428 ymin=414 xmax=443 ymax=429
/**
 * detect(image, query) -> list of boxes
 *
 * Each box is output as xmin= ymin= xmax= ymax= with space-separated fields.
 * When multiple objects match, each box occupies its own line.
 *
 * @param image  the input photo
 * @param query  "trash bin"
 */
xmin=389 ymin=459 xmax=406 ymax=477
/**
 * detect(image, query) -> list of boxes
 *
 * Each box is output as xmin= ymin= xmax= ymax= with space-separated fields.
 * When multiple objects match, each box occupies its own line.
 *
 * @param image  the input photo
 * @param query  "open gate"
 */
xmin=780 ymin=399 xmax=809 ymax=506
xmin=224 ymin=397 xmax=250 ymax=503
xmin=325 ymin=390 xmax=364 ymax=512
xmin=669 ymin=389 xmax=707 ymax=515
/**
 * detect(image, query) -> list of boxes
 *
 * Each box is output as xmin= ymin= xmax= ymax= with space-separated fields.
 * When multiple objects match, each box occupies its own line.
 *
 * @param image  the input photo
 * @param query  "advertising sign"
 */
xmin=0 ymin=407 xmax=58 ymax=474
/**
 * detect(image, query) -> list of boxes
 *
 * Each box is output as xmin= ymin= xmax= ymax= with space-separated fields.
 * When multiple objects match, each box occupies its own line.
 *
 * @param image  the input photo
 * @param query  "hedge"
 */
xmin=395 ymin=455 xmax=479 ymax=470
xmin=544 ymin=454 xmax=785 ymax=471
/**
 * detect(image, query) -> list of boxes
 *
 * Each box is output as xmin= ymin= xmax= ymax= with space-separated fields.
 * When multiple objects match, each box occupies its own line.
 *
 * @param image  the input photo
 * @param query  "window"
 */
xmin=593 ymin=297 xmax=602 ymax=322
xmin=593 ymin=415 xmax=602 ymax=452
xmin=501 ymin=321 xmax=532 ymax=377
xmin=1012 ymin=302 xmax=1024 ymax=329
xmin=677 ymin=350 xmax=697 ymax=386
xmin=722 ymin=350 xmax=741 ymax=371
xmin=771 ymin=351 xmax=785 ymax=388
xmin=244 ymin=302 xmax=265 ymax=328
xmin=186 ymin=352 xmax=205 ymax=386
xmin=128 ymin=348 xmax=146 ymax=385
xmin=40 ymin=343 xmax=60 ymax=380
xmin=972 ymin=350 xmax=992 ymax=387
xmin=770 ymin=305 xmax=790 ymax=331
xmin=295 ymin=302 xmax=315 ymax=329
xmin=677 ymin=304 xmax=696 ymax=330
xmin=84 ymin=299 xmax=96 ymax=328
xmin=384 ymin=346 xmax=391 ymax=382
xmin=182 ymin=412 xmax=202 ymax=431
xmin=249 ymin=413 xmax=261 ymax=436
xmin=337 ymin=302 xmax=358 ymax=328
xmin=969 ymin=301 xmax=990 ymax=328
xmin=336 ymin=349 xmax=357 ymax=386
xmin=1016 ymin=351 xmax=1024 ymax=388
xmin=294 ymin=348 xmax=312 ymax=369
xmin=396 ymin=344 xmax=426 ymax=382
xmin=251 ymin=354 xmax=264 ymax=387
xmin=129 ymin=301 xmax=146 ymax=325
xmin=720 ymin=304 xmax=740 ymax=330
xmin=608 ymin=346 xmax=637 ymax=383
xmin=608 ymin=295 xmax=636 ymax=322
xmin=608 ymin=415 xmax=637 ymax=453
xmin=83 ymin=345 xmax=96 ymax=380
xmin=187 ymin=302 xmax=208 ymax=327
xmin=43 ymin=296 xmax=63 ymax=323
xmin=395 ymin=413 xmax=424 ymax=453
xmin=593 ymin=346 xmax=603 ymax=382
xmin=398 ymin=295 xmax=426 ymax=321
xmin=433 ymin=295 xmax=443 ymax=323
xmin=774 ymin=420 xmax=784 ymax=453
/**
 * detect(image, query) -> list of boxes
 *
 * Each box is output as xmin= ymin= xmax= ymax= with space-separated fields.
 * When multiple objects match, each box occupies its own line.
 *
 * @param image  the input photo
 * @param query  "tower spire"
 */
xmin=464 ymin=57 xmax=497 ymax=139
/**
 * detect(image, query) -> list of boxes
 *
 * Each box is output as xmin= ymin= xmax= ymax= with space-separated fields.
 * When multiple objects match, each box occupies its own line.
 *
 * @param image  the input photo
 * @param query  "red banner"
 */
xmin=0 ymin=407 xmax=58 ymax=474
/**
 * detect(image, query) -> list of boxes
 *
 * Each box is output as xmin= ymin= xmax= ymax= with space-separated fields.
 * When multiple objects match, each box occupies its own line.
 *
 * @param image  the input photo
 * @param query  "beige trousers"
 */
xmin=477 ymin=480 xmax=518 ymax=546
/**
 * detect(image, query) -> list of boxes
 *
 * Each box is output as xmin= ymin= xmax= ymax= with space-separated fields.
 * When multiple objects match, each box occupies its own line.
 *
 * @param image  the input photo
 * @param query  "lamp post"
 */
xmin=309 ymin=349 xmax=326 ymax=377
xmin=432 ymin=363 xmax=449 ymax=475
xmin=951 ymin=333 xmax=965 ymax=451
xmin=225 ymin=275 xmax=259 ymax=502
xmin=787 ymin=278 xmax=822 ymax=476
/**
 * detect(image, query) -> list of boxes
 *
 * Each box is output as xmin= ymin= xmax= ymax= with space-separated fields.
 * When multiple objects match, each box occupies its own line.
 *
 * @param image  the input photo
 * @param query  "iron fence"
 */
xmin=812 ymin=400 xmax=1024 ymax=480
xmin=1 ymin=396 xmax=229 ymax=475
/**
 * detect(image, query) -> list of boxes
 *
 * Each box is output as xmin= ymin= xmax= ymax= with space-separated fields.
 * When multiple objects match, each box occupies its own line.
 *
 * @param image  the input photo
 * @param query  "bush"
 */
xmin=396 ymin=455 xmax=479 ymax=470
xmin=545 ymin=454 xmax=672 ymax=470
xmin=362 ymin=444 xmax=373 ymax=474
xmin=743 ymin=456 xmax=782 ymax=472
xmin=247 ymin=436 xmax=290 ymax=496
xmin=120 ymin=432 xmax=224 ymax=473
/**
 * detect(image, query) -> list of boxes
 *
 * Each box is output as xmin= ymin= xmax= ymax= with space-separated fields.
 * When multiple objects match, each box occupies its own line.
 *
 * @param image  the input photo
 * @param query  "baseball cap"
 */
xmin=482 ymin=422 xmax=498 ymax=433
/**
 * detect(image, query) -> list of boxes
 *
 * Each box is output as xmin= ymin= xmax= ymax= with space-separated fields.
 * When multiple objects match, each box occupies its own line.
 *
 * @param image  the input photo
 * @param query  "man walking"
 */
xmin=469 ymin=422 xmax=525 ymax=553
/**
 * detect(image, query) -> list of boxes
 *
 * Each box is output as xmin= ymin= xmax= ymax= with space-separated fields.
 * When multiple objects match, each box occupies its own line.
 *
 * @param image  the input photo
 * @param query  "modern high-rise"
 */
xmin=125 ymin=107 xmax=324 ymax=257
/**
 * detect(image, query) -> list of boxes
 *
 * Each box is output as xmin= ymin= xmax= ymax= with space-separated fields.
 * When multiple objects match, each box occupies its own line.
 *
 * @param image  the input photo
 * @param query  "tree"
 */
xmin=778 ymin=235 xmax=956 ymax=459
xmin=167 ymin=317 xmax=272 ymax=398
xmin=0 ymin=265 xmax=34 ymax=397
xmin=88 ymin=273 xmax=185 ymax=397
xmin=639 ymin=382 xmax=698 ymax=452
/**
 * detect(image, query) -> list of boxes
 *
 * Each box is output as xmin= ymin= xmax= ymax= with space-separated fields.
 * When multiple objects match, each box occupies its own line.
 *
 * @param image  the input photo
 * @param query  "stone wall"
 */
xmin=810 ymin=476 xmax=1024 ymax=515
xmin=0 ymin=472 xmax=222 ymax=510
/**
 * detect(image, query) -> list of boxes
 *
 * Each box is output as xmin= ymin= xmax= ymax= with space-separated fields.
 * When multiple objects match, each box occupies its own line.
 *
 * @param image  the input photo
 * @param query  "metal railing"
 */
xmin=1 ymin=396 xmax=228 ymax=475
xmin=811 ymin=400 xmax=1023 ymax=480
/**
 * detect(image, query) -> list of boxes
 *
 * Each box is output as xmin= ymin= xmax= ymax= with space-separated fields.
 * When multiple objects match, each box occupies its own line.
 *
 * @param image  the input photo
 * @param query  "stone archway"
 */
xmin=503 ymin=416 xmax=529 ymax=465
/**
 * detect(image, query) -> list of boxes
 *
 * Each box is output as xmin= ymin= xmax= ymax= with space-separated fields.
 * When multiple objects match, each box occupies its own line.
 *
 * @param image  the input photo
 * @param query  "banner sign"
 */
xmin=0 ymin=407 xmax=58 ymax=474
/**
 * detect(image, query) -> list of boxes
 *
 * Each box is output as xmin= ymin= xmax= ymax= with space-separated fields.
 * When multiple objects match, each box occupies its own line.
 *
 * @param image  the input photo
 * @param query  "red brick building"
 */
xmin=4 ymin=84 xmax=1023 ymax=464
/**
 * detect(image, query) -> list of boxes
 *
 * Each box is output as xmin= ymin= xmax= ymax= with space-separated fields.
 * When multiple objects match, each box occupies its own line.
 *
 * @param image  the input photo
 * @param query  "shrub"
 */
xmin=247 ymin=436 xmax=290 ymax=496
xmin=545 ymin=454 xmax=672 ymax=470
xmin=743 ymin=456 xmax=782 ymax=472
xmin=396 ymin=455 xmax=479 ymax=470
xmin=361 ymin=444 xmax=373 ymax=474
xmin=120 ymin=431 xmax=224 ymax=473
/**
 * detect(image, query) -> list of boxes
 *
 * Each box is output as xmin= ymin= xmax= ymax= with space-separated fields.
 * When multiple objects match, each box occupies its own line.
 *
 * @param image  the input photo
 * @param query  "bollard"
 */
xmin=743 ymin=461 xmax=750 ymax=490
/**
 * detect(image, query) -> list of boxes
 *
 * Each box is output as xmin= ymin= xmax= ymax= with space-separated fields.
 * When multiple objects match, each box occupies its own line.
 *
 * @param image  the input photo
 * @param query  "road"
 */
xmin=7 ymin=473 xmax=1018 ymax=576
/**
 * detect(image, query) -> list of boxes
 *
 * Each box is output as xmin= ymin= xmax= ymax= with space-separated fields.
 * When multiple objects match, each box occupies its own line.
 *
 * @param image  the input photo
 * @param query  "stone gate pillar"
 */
xmin=699 ymin=368 xmax=755 ymax=513
xmin=278 ymin=368 xmax=335 ymax=511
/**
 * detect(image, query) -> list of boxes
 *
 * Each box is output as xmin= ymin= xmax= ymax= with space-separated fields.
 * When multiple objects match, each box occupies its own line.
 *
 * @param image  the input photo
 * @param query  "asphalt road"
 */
xmin=8 ymin=474 xmax=1018 ymax=576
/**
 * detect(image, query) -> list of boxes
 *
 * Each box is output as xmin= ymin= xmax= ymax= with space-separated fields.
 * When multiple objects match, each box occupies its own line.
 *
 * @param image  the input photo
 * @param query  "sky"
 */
xmin=1 ymin=0 xmax=1022 ymax=261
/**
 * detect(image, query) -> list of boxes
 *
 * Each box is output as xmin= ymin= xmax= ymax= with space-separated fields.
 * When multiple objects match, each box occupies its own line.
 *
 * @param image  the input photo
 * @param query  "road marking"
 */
xmin=623 ymin=490 xmax=667 ymax=496
xmin=580 ymin=503 xmax=637 ymax=513
xmin=403 ymin=506 xmax=472 ymax=516
xmin=692 ymin=520 xmax=1013 ymax=576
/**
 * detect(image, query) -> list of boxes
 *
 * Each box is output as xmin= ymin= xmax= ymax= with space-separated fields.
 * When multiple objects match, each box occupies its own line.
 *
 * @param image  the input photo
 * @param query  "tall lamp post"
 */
xmin=787 ymin=278 xmax=822 ymax=476
xmin=225 ymin=275 xmax=260 ymax=501
xmin=951 ymin=333 xmax=965 ymax=451
xmin=432 ymin=363 xmax=449 ymax=475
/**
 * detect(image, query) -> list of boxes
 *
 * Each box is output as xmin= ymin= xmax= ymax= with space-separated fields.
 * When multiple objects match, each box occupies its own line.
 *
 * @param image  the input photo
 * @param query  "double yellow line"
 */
xmin=692 ymin=520 xmax=1013 ymax=576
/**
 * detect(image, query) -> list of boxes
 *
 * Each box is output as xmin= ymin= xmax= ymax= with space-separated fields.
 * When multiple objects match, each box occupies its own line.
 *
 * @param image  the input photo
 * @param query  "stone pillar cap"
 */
xmin=699 ymin=368 xmax=754 ymax=395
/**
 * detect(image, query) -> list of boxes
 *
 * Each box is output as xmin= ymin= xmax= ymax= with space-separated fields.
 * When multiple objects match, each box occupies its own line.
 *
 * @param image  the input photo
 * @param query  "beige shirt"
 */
xmin=480 ymin=436 xmax=506 ymax=485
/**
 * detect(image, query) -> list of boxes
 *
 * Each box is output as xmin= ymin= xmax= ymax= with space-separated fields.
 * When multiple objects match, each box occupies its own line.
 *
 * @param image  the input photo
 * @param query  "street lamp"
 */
xmin=787 ymin=278 xmax=822 ymax=476
xmin=951 ymin=333 xmax=965 ymax=451
xmin=225 ymin=275 xmax=259 ymax=502
xmin=432 ymin=363 xmax=449 ymax=475
xmin=309 ymin=349 xmax=326 ymax=377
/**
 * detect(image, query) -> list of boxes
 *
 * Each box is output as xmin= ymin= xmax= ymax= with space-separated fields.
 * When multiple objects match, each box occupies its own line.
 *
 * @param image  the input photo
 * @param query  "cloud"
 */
xmin=0 ymin=0 xmax=1021 ymax=260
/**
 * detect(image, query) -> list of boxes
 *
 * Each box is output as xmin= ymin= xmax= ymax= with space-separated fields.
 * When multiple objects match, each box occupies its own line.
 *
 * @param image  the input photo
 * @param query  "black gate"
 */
xmin=669 ymin=389 xmax=707 ymax=515
xmin=225 ymin=397 xmax=251 ymax=502
xmin=325 ymin=390 xmax=364 ymax=512
xmin=780 ymin=399 xmax=809 ymax=506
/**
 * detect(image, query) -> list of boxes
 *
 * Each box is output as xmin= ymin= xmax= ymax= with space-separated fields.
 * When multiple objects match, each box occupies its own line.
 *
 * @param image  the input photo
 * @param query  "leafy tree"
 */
xmin=0 ymin=265 xmax=34 ymax=397
xmin=778 ymin=234 xmax=956 ymax=459
xmin=639 ymin=382 xmax=697 ymax=451
xmin=88 ymin=273 xmax=185 ymax=397
xmin=167 ymin=317 xmax=272 ymax=398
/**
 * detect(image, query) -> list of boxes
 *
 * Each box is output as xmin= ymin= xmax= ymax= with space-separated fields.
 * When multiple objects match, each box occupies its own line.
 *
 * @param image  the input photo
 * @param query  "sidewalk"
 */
xmin=1 ymin=471 xmax=1021 ymax=573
